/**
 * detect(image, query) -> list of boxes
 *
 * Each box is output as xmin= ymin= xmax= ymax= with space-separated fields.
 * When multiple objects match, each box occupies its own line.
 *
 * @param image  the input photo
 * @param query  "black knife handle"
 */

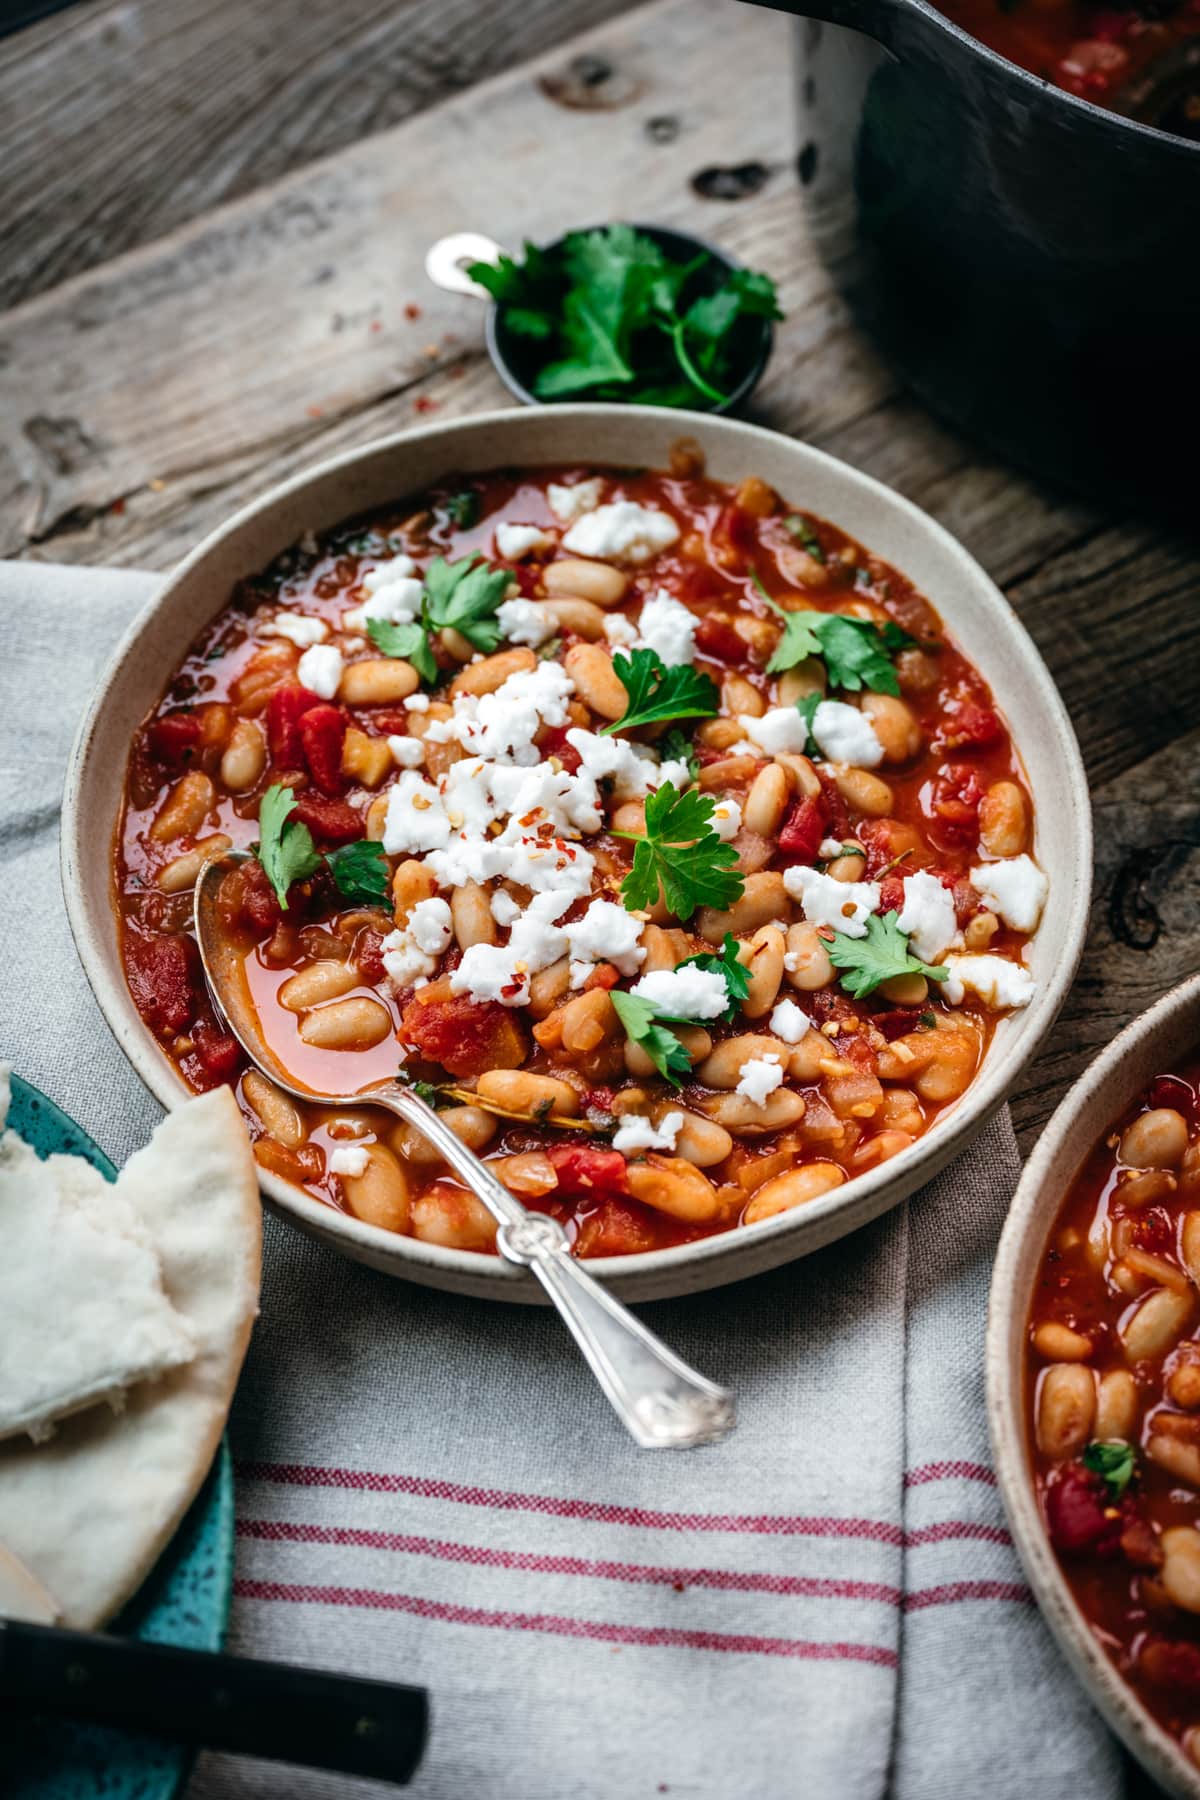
xmin=1 ymin=1619 xmax=428 ymax=1783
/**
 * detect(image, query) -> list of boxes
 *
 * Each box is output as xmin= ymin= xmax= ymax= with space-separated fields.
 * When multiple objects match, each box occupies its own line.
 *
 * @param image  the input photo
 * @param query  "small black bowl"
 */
xmin=484 ymin=221 xmax=774 ymax=417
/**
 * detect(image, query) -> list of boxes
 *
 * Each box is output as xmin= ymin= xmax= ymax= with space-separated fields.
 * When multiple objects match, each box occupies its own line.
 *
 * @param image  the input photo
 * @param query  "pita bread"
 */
xmin=0 ymin=1086 xmax=261 ymax=1628
xmin=0 ymin=1131 xmax=196 ymax=1443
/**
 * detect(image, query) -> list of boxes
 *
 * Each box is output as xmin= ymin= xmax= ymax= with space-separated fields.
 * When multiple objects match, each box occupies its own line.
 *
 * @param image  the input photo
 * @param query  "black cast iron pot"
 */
xmin=748 ymin=0 xmax=1200 ymax=522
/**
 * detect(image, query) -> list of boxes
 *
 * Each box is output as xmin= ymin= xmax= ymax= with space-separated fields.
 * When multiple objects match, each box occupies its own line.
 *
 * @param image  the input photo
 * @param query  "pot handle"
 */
xmin=742 ymin=0 xmax=915 ymax=54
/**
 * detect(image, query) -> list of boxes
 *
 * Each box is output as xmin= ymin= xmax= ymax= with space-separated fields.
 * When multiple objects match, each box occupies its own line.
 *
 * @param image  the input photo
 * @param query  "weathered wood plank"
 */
xmin=0 ymin=0 xmax=803 ymax=557
xmin=0 ymin=0 xmax=639 ymax=312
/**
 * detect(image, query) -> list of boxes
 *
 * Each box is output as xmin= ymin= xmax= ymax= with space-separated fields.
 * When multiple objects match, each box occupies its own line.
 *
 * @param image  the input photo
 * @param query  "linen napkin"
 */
xmin=0 ymin=561 xmax=1124 ymax=1799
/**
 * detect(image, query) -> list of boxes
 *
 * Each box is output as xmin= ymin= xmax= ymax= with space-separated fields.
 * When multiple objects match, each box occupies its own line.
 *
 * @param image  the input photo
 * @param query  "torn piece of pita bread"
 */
xmin=0 ymin=1086 xmax=261 ymax=1629
xmin=0 ymin=1131 xmax=197 ymax=1443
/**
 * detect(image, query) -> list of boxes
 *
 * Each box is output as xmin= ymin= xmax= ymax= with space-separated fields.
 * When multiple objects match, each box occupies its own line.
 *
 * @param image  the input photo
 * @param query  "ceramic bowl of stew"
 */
xmin=750 ymin=0 xmax=1199 ymax=520
xmin=988 ymin=974 xmax=1200 ymax=1797
xmin=63 ymin=404 xmax=1091 ymax=1303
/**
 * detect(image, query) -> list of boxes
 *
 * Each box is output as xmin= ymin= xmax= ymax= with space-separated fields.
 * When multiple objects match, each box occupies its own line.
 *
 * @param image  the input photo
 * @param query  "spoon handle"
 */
xmin=373 ymin=1087 xmax=735 ymax=1450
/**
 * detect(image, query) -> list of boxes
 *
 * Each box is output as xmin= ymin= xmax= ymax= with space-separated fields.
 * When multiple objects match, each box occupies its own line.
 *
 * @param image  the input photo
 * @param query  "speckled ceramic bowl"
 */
xmin=988 ymin=975 xmax=1200 ymax=1798
xmin=62 ymin=406 xmax=1091 ymax=1303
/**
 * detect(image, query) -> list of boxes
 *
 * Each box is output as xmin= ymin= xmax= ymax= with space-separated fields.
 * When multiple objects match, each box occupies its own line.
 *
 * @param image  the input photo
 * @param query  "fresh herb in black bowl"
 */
xmin=468 ymin=222 xmax=781 ymax=415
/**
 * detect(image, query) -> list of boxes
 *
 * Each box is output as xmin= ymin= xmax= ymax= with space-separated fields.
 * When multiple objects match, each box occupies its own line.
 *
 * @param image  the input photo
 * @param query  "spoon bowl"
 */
xmin=193 ymin=852 xmax=736 ymax=1451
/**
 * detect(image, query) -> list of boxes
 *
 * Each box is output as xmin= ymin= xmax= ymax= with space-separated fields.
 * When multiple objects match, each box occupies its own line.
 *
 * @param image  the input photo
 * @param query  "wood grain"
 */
xmin=0 ymin=0 xmax=638 ymax=312
xmin=2 ymin=0 xmax=1196 ymax=1160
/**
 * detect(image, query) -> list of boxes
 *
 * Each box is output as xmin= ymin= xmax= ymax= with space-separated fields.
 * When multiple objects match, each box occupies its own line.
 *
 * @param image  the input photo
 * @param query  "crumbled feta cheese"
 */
xmin=329 ymin=1145 xmax=370 ymax=1179
xmin=428 ymin=661 xmax=573 ymax=765
xmin=735 ymin=1054 xmax=784 ymax=1106
xmin=603 ymin=613 xmax=639 ymax=648
xmin=819 ymin=838 xmax=847 ymax=859
xmin=812 ymin=701 xmax=884 ymax=769
xmin=497 ymin=597 xmax=556 ymax=648
xmin=562 ymin=502 xmax=681 ymax=564
xmin=490 ymin=889 xmax=521 ymax=927
xmin=262 ymin=611 xmax=329 ymax=648
xmin=942 ymin=954 xmax=1036 ymax=1010
xmin=896 ymin=869 xmax=959 ymax=963
xmin=769 ymin=998 xmax=810 ymax=1044
xmin=382 ymin=772 xmax=453 ymax=854
xmin=784 ymin=865 xmax=881 ymax=938
xmin=387 ymin=734 xmax=426 ymax=769
xmin=547 ymin=478 xmax=603 ymax=524
xmin=629 ymin=966 xmax=729 ymax=1020
xmin=737 ymin=707 xmax=808 ymax=755
xmin=565 ymin=901 xmax=646 ymax=982
xmin=342 ymin=557 xmax=424 ymax=631
xmin=297 ymin=643 xmax=344 ymax=699
xmin=969 ymin=856 xmax=1048 ymax=933
xmin=496 ymin=522 xmax=554 ymax=561
xmin=612 ymin=1111 xmax=684 ymax=1154
xmin=566 ymin=729 xmax=681 ymax=805
xmin=405 ymin=694 xmax=430 ymax=713
xmin=450 ymin=892 xmax=571 ymax=1007
xmin=711 ymin=798 xmax=742 ymax=842
xmin=381 ymin=897 xmax=454 ymax=987
xmin=635 ymin=590 xmax=697 ymax=666
xmin=783 ymin=952 xmax=799 ymax=973
xmin=300 ymin=528 xmax=320 ymax=557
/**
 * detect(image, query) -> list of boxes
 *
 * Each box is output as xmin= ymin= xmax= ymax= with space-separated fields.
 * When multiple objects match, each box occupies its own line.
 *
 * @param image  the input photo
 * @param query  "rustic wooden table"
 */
xmin=2 ymin=2 xmax=1196 ymax=1787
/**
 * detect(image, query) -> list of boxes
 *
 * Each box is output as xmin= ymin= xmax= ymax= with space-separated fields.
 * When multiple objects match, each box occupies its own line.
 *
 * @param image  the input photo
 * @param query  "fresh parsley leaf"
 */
xmin=784 ymin=514 xmax=826 ymax=563
xmin=466 ymin=241 xmax=559 ymax=328
xmin=809 ymin=614 xmax=917 ymax=697
xmin=366 ymin=553 xmax=511 ymax=684
xmin=400 ymin=1076 xmax=447 ymax=1107
xmin=826 ymin=911 xmax=951 ymax=1000
xmin=422 ymin=555 xmax=511 ymax=652
xmin=610 ymin=990 xmax=693 ymax=1088
xmin=678 ymin=933 xmax=751 ymax=1022
xmin=613 ymin=782 xmax=744 ymax=922
xmin=327 ymin=839 xmax=391 ymax=906
xmin=367 ymin=617 xmax=439 ymax=685
xmin=441 ymin=490 xmax=482 ymax=529
xmin=1083 ymin=1440 xmax=1135 ymax=1501
xmin=658 ymin=727 xmax=701 ymax=780
xmin=796 ymin=691 xmax=823 ymax=759
xmin=601 ymin=648 xmax=719 ymax=736
xmin=756 ymin=583 xmax=916 ymax=693
xmin=256 ymin=783 xmax=323 ymax=909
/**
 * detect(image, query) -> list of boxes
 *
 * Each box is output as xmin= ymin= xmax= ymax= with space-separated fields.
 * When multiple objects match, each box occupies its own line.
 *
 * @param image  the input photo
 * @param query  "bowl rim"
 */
xmin=62 ymin=402 xmax=1092 ymax=1298
xmin=986 ymin=972 xmax=1200 ymax=1799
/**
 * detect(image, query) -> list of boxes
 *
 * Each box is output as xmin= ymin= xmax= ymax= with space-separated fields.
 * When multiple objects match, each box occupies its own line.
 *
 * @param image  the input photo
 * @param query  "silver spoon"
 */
xmin=194 ymin=853 xmax=735 ymax=1450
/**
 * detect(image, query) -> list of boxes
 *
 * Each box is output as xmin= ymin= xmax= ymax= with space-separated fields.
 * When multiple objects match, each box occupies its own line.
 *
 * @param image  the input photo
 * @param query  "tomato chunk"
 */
xmin=289 ymin=793 xmax=364 ymax=845
xmin=779 ymin=797 xmax=825 ymax=862
xmin=266 ymin=683 xmax=323 ymax=767
xmin=573 ymin=1196 xmax=662 ymax=1258
xmin=401 ymin=994 xmax=528 ymax=1079
xmin=146 ymin=712 xmax=203 ymax=767
xmin=126 ymin=932 xmax=199 ymax=1034
xmin=937 ymin=701 xmax=1003 ymax=753
xmin=298 ymin=704 xmax=347 ymax=795
xmin=549 ymin=1144 xmax=630 ymax=1198
xmin=192 ymin=1017 xmax=243 ymax=1084
xmin=693 ymin=614 xmax=745 ymax=665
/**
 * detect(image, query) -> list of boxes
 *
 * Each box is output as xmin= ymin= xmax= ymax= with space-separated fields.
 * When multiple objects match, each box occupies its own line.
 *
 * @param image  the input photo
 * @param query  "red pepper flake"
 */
xmin=370 ymin=320 xmax=382 ymax=334
xmin=306 ymin=404 xmax=324 ymax=419
xmin=404 ymin=303 xmax=422 ymax=321
xmin=413 ymin=395 xmax=439 ymax=415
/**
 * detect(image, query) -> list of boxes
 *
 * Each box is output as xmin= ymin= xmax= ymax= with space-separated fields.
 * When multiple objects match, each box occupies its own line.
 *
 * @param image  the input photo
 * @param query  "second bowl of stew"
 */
xmin=64 ymin=406 xmax=1090 ymax=1301
xmin=989 ymin=975 xmax=1200 ymax=1798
